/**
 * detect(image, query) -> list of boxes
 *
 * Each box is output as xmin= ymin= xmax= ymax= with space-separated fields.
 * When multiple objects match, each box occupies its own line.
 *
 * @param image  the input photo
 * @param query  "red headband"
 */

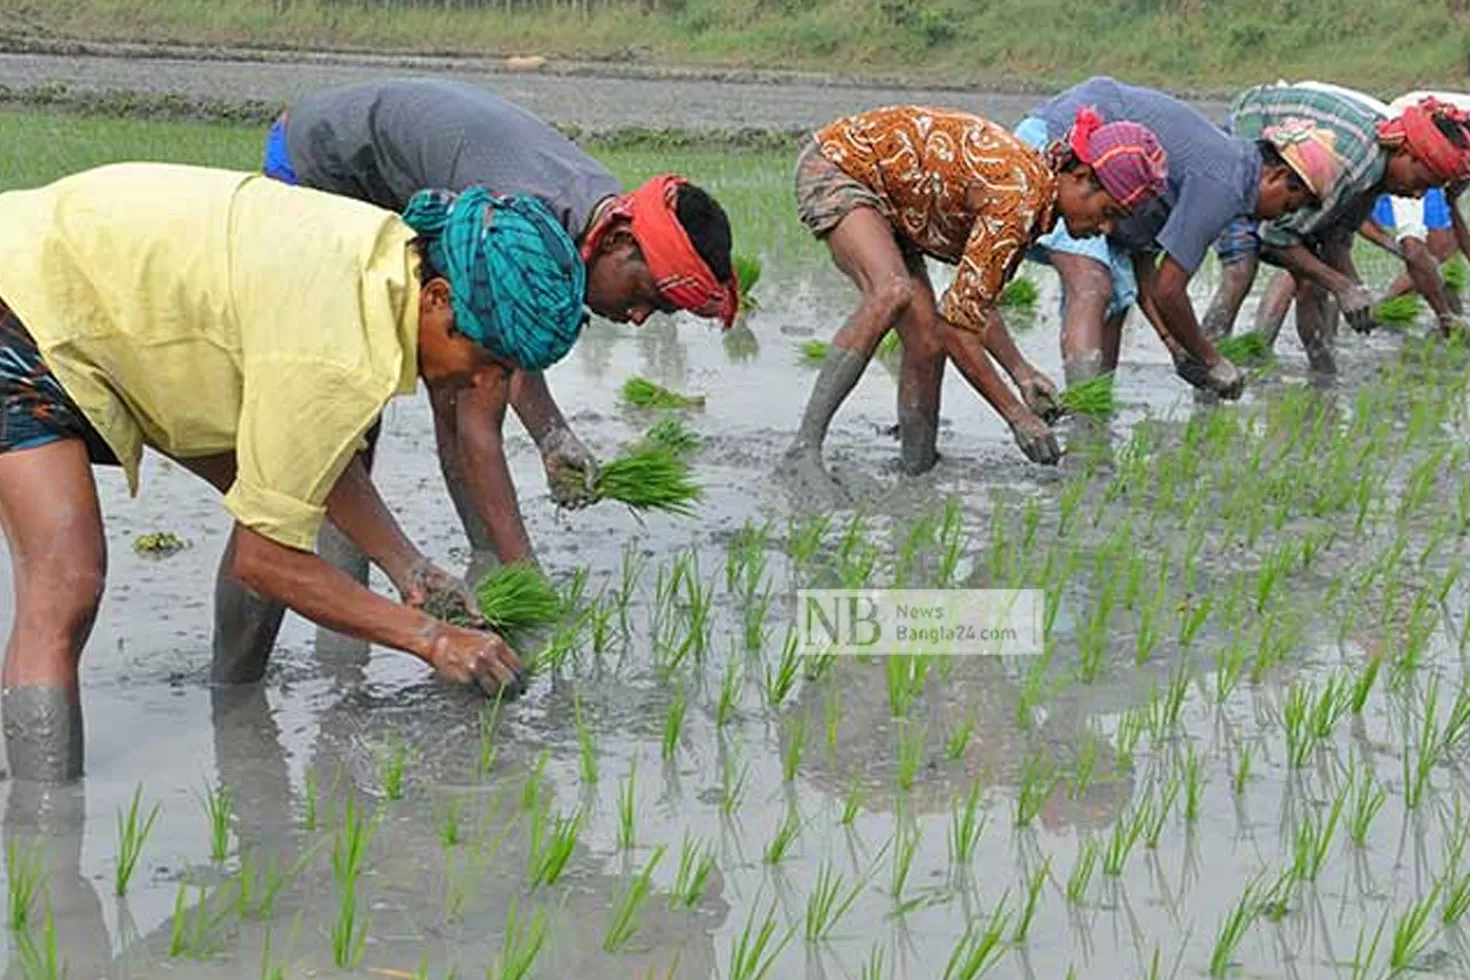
xmin=582 ymin=175 xmax=738 ymax=329
xmin=1064 ymin=107 xmax=1169 ymax=210
xmin=1377 ymin=98 xmax=1470 ymax=183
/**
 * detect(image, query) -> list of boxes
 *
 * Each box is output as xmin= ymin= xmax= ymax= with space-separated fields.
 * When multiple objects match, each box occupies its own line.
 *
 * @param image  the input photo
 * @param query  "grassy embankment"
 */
xmin=11 ymin=0 xmax=1470 ymax=96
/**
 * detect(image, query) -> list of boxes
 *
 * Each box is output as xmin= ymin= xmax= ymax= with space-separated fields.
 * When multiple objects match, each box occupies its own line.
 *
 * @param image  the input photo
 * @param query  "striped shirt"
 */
xmin=1229 ymin=84 xmax=1387 ymax=249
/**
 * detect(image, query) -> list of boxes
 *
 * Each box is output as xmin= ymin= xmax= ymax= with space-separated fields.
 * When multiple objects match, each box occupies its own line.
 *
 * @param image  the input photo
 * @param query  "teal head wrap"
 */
xmin=402 ymin=188 xmax=588 ymax=371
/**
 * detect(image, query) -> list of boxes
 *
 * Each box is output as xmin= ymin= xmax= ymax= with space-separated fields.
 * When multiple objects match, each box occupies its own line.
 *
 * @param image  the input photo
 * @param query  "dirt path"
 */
xmin=0 ymin=43 xmax=1231 ymax=132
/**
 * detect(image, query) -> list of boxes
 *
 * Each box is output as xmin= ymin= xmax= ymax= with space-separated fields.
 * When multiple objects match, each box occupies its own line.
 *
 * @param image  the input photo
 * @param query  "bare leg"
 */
xmin=782 ymin=207 xmax=916 ymax=495
xmin=894 ymin=252 xmax=946 ymax=475
xmin=1051 ymin=252 xmax=1114 ymax=384
xmin=1253 ymin=269 xmax=1297 ymax=344
xmin=1099 ymin=310 xmax=1127 ymax=374
xmin=1296 ymin=277 xmax=1337 ymax=374
xmin=1202 ymin=255 xmax=1259 ymax=341
xmin=428 ymin=385 xmax=495 ymax=553
xmin=0 ymin=440 xmax=104 ymax=782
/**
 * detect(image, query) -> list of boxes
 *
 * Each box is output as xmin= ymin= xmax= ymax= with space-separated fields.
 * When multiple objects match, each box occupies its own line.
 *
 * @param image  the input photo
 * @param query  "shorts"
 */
xmin=263 ymin=111 xmax=299 ymax=185
xmin=0 ymin=299 xmax=115 ymax=462
xmin=1373 ymin=188 xmax=1452 ymax=242
xmin=793 ymin=137 xmax=892 ymax=238
xmin=1014 ymin=117 xmax=1137 ymax=321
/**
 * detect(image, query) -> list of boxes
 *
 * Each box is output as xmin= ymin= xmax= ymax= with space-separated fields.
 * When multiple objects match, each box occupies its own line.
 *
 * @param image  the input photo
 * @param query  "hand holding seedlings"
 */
xmin=541 ymin=426 xmax=600 ymax=509
xmin=1018 ymin=372 xmax=1064 ymax=422
xmin=399 ymin=558 xmax=484 ymax=627
xmin=1009 ymin=412 xmax=1062 ymax=465
xmin=423 ymin=624 xmax=526 ymax=699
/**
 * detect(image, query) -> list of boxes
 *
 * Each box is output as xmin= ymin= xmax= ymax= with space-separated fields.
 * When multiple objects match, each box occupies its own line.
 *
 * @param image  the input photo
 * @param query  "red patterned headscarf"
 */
xmin=1064 ymin=107 xmax=1169 ymax=210
xmin=1377 ymin=97 xmax=1470 ymax=183
xmin=582 ymin=175 xmax=739 ymax=329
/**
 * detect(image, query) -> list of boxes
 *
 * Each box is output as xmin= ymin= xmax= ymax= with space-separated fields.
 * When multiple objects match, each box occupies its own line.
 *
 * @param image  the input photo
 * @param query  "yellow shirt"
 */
xmin=0 ymin=163 xmax=421 ymax=551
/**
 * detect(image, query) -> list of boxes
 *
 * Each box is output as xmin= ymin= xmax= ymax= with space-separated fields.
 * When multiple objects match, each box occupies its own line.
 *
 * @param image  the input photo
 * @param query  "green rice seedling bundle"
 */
xmin=620 ymin=376 xmax=706 ymax=410
xmin=876 ymin=330 xmax=902 ymax=359
xmin=999 ymin=276 xmax=1039 ymax=309
xmin=594 ymin=447 xmax=703 ymax=517
xmin=1217 ymin=331 xmax=1274 ymax=365
xmin=642 ymin=415 xmax=702 ymax=457
xmin=735 ymin=253 xmax=762 ymax=311
xmin=798 ymin=339 xmax=830 ymax=363
xmin=1059 ymin=374 xmax=1116 ymax=417
xmin=473 ymin=563 xmax=563 ymax=633
xmin=1373 ymin=293 xmax=1422 ymax=326
xmin=133 ymin=531 xmax=186 ymax=556
xmin=1447 ymin=255 xmax=1468 ymax=292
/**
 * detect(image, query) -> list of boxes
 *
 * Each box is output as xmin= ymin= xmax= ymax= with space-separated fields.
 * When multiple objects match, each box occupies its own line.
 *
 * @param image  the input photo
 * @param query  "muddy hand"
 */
xmin=400 ymin=558 xmax=484 ymax=627
xmin=543 ymin=427 xmax=599 ymax=509
xmin=1009 ymin=412 xmax=1061 ymax=465
xmin=1018 ymin=373 xmax=1064 ymax=424
xmin=1203 ymin=359 xmax=1245 ymax=400
xmin=426 ymin=624 xmax=526 ymax=699
xmin=1336 ymin=283 xmax=1377 ymax=334
xmin=1438 ymin=312 xmax=1468 ymax=339
xmin=1172 ymin=352 xmax=1212 ymax=390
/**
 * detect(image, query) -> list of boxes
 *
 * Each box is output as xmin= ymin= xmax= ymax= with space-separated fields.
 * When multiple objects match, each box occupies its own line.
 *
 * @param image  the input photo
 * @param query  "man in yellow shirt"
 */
xmin=0 ymin=162 xmax=589 ymax=781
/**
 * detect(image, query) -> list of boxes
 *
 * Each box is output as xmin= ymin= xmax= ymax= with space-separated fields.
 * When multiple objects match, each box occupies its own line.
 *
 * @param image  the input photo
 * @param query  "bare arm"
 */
xmin=508 ymin=369 xmax=569 ymax=446
xmin=1134 ymin=254 xmax=1222 ymax=367
xmin=1401 ymin=237 xmax=1456 ymax=320
xmin=322 ymin=455 xmax=423 ymax=588
xmin=975 ymin=308 xmax=1042 ymax=385
xmin=445 ymin=369 xmax=536 ymax=566
xmin=1358 ymin=219 xmax=1403 ymax=259
xmin=1272 ymin=243 xmax=1358 ymax=295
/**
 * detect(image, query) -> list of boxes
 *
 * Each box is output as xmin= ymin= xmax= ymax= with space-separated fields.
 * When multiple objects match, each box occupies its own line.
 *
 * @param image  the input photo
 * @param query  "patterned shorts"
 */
xmin=793 ymin=138 xmax=893 ymax=238
xmin=0 ymin=299 xmax=115 ymax=462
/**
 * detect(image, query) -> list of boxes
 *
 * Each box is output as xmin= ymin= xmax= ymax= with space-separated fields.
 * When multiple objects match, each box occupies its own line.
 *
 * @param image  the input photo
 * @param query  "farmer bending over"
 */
xmin=1201 ymin=84 xmax=1470 ymax=371
xmin=1017 ymin=76 xmax=1332 ymax=395
xmin=784 ymin=105 xmax=1167 ymax=495
xmin=0 ymin=163 xmax=587 ymax=781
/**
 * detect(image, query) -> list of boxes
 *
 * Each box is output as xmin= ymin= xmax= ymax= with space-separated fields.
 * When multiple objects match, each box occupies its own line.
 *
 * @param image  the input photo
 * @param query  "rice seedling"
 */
xmin=895 ymin=721 xmax=926 ymax=792
xmin=1208 ymin=879 xmax=1261 ymax=978
xmin=876 ymin=330 xmax=903 ymax=359
xmin=13 ymin=904 xmax=64 ymax=980
xmin=735 ymin=253 xmax=762 ymax=311
xmin=1404 ymin=677 xmax=1443 ymax=809
xmin=885 ymin=653 xmax=929 ymax=718
xmin=330 ymin=881 xmax=370 ymax=970
xmin=1351 ymin=657 xmax=1381 ymax=714
xmin=743 ymin=584 xmax=774 ymax=651
xmin=1232 ymin=741 xmax=1254 ymax=796
xmin=763 ymin=807 xmax=802 ymax=866
xmin=945 ymin=711 xmax=975 ymax=762
xmin=1283 ymin=681 xmax=1315 ymax=769
xmin=621 ymin=376 xmax=706 ymax=411
xmin=526 ymin=806 xmax=582 ymax=889
xmin=671 ymin=834 xmax=716 ymax=908
xmin=798 ymin=339 xmax=830 ymax=363
xmin=942 ymin=899 xmax=1012 ymax=979
xmin=1066 ymin=839 xmax=1099 ymax=905
xmin=1447 ymin=254 xmax=1469 ymax=291
xmin=1351 ymin=912 xmax=1388 ymax=980
xmin=805 ymin=859 xmax=863 ymax=943
xmin=379 ymin=735 xmax=407 ymax=802
xmin=594 ymin=447 xmax=703 ymax=517
xmin=840 ymin=776 xmax=866 ymax=825
xmin=1014 ymin=748 xmax=1057 ymax=828
xmin=604 ymin=844 xmax=666 ymax=953
xmin=133 ymin=530 xmax=187 ymax=556
xmin=1102 ymin=803 xmax=1147 ymax=876
xmin=887 ymin=820 xmax=924 ymax=904
xmin=1059 ymin=374 xmax=1116 ymax=418
xmin=489 ymin=898 xmax=548 ymax=980
xmin=765 ymin=629 xmax=802 ymax=707
xmin=823 ymin=684 xmax=841 ymax=753
xmin=726 ymin=901 xmax=794 ymax=980
xmin=1013 ymin=857 xmax=1051 ymax=944
xmin=6 ymin=838 xmax=44 ymax=932
xmin=302 ymin=768 xmax=321 ymax=830
xmin=572 ymin=693 xmax=598 ymax=785
xmin=617 ymin=761 xmax=638 ymax=850
xmin=1000 ymin=275 xmax=1039 ymax=308
xmin=662 ymin=683 xmax=687 ymax=761
xmin=519 ymin=751 xmax=550 ymax=813
xmin=948 ymin=779 xmax=987 ymax=868
xmin=1373 ymin=293 xmax=1423 ymax=325
xmin=1347 ymin=766 xmax=1387 ymax=848
xmin=331 ymin=795 xmax=378 ymax=890
xmin=114 ymin=783 xmax=161 ymax=897
xmin=472 ymin=562 xmax=562 ymax=633
xmin=861 ymin=944 xmax=889 ymax=980
xmin=780 ymin=713 xmax=805 ymax=783
xmin=1115 ymin=707 xmax=1145 ymax=773
xmin=646 ymin=413 xmax=706 ymax=461
xmin=1180 ymin=745 xmax=1205 ymax=823
xmin=241 ymin=845 xmax=319 ymax=920
xmin=1142 ymin=781 xmax=1179 ymax=850
xmin=169 ymin=880 xmax=236 ymax=959
xmin=721 ymin=755 xmax=751 ymax=817
xmin=1217 ymin=331 xmax=1274 ymax=365
xmin=1390 ymin=885 xmax=1442 ymax=973
xmin=1290 ymin=785 xmax=1345 ymax=882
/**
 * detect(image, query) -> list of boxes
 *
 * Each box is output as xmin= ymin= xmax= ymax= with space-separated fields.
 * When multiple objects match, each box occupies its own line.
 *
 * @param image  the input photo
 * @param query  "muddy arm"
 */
xmin=1358 ymin=218 xmax=1403 ymax=258
xmin=320 ymin=455 xmax=423 ymax=588
xmin=508 ymin=369 xmax=568 ymax=445
xmin=1401 ymin=236 xmax=1457 ymax=320
xmin=1271 ymin=242 xmax=1358 ymax=295
xmin=1133 ymin=253 xmax=1222 ymax=367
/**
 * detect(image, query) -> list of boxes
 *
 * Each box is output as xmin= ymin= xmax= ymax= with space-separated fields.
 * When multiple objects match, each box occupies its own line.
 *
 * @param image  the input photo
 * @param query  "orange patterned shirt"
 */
xmin=815 ymin=106 xmax=1058 ymax=331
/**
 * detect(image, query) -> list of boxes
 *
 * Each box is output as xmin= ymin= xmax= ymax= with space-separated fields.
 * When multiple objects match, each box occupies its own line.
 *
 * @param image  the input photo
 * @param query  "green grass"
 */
xmin=25 ymin=0 xmax=1467 ymax=94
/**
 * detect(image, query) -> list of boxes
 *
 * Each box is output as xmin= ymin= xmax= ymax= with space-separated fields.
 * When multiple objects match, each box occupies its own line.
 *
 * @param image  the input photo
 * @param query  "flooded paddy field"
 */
xmin=0 ymin=111 xmax=1467 ymax=980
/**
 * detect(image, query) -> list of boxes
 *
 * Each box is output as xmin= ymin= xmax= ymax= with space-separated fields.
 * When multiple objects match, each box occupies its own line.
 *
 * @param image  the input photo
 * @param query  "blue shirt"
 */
xmin=1032 ymin=76 xmax=1261 ymax=273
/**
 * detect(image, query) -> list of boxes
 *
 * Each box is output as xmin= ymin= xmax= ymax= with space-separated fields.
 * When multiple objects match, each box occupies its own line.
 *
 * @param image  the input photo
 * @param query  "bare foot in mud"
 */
xmin=777 ymin=445 xmax=852 ymax=509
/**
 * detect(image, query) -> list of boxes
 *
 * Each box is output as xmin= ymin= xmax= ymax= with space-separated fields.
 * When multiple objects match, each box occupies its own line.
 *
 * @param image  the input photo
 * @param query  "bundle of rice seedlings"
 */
xmin=1216 ymin=331 xmax=1274 ymax=365
xmin=876 ymin=331 xmax=902 ymax=358
xmin=798 ymin=339 xmax=830 ymax=363
xmin=473 ymin=563 xmax=563 ymax=633
xmin=735 ymin=254 xmax=763 ymax=311
xmin=1373 ymin=293 xmax=1422 ymax=325
xmin=1058 ymin=374 xmax=1116 ymax=417
xmin=643 ymin=416 xmax=702 ymax=457
xmin=1000 ymin=276 xmax=1039 ymax=309
xmin=594 ymin=447 xmax=703 ymax=517
xmin=1445 ymin=256 xmax=1468 ymax=292
xmin=620 ymin=377 xmax=706 ymax=410
xmin=133 ymin=531 xmax=186 ymax=557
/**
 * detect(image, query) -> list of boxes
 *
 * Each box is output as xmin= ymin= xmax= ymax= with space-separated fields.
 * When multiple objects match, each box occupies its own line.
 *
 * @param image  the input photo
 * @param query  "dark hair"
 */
xmin=674 ymin=182 xmax=733 ymax=282
xmin=1257 ymin=140 xmax=1309 ymax=194
xmin=412 ymin=238 xmax=446 ymax=282
xmin=1433 ymin=114 xmax=1470 ymax=151
xmin=1046 ymin=144 xmax=1106 ymax=192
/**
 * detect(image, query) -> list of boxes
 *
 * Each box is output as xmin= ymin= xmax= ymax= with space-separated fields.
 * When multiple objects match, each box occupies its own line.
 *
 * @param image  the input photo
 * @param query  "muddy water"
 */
xmin=0 ymin=48 xmax=1230 ymax=132
xmin=0 ymin=242 xmax=1466 ymax=980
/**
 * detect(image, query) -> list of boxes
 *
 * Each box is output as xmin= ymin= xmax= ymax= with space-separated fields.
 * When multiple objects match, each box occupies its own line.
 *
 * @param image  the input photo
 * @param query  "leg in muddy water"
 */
xmin=1053 ymin=252 xmax=1114 ymax=386
xmin=212 ymin=527 xmax=287 ymax=684
xmin=782 ymin=207 xmax=914 ymax=500
xmin=1201 ymin=254 xmax=1259 ymax=341
xmin=0 ymin=439 xmax=102 ymax=783
xmin=1253 ymin=268 xmax=1297 ymax=344
xmin=895 ymin=254 xmax=945 ymax=475
xmin=1296 ymin=277 xmax=1338 ymax=374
